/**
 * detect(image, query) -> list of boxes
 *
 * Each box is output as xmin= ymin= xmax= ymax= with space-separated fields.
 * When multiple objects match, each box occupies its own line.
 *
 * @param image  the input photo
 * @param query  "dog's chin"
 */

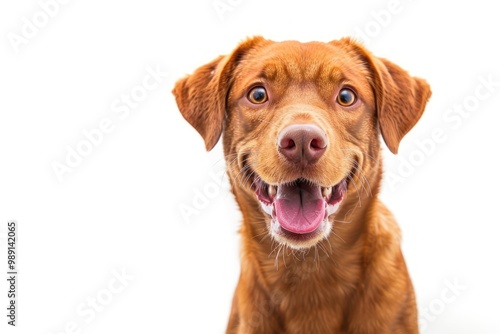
xmin=269 ymin=216 xmax=333 ymax=250
xmin=254 ymin=177 xmax=347 ymax=250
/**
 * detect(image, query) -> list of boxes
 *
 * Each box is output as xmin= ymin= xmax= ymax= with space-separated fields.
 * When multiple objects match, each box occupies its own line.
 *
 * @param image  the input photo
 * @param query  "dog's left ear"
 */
xmin=172 ymin=36 xmax=267 ymax=151
xmin=338 ymin=38 xmax=432 ymax=154
xmin=371 ymin=57 xmax=432 ymax=154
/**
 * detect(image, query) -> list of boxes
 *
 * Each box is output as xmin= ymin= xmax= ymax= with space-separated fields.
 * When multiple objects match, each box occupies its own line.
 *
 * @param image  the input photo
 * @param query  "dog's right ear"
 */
xmin=172 ymin=36 xmax=267 ymax=151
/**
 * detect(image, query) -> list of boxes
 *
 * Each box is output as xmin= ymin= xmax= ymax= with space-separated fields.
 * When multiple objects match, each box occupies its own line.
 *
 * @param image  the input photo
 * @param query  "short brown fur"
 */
xmin=173 ymin=36 xmax=431 ymax=333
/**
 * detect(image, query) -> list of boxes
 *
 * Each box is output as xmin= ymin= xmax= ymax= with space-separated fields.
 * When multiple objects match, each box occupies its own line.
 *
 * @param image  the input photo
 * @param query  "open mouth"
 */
xmin=254 ymin=177 xmax=347 ymax=246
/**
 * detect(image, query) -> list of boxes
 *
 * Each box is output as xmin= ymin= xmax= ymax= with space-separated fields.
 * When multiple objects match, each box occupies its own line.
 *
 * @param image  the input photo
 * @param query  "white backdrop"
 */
xmin=1 ymin=0 xmax=499 ymax=333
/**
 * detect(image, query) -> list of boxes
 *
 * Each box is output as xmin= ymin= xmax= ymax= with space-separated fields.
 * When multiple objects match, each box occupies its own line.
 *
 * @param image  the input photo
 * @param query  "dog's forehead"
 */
xmin=238 ymin=40 xmax=363 ymax=83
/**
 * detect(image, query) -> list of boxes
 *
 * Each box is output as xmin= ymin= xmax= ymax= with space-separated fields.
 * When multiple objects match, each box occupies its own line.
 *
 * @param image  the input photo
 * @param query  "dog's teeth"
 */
xmin=268 ymin=185 xmax=276 ymax=198
xmin=322 ymin=187 xmax=332 ymax=198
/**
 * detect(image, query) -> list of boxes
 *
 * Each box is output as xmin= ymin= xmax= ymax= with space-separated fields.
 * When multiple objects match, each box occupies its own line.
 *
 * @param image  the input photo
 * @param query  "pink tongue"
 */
xmin=274 ymin=182 xmax=325 ymax=234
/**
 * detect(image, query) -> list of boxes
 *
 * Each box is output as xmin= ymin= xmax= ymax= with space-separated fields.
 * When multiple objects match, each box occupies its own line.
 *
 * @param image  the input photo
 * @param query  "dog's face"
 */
xmin=173 ymin=37 xmax=431 ymax=250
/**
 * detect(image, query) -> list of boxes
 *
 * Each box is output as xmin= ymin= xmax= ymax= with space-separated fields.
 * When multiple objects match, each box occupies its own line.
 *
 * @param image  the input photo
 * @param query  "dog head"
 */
xmin=173 ymin=36 xmax=431 ymax=250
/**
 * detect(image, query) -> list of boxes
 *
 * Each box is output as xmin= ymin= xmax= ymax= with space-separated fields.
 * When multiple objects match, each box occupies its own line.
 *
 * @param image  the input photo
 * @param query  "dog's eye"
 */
xmin=247 ymin=87 xmax=268 ymax=104
xmin=337 ymin=88 xmax=357 ymax=106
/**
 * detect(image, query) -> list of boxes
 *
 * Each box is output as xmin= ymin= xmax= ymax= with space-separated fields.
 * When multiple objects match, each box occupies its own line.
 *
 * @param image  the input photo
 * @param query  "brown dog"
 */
xmin=173 ymin=36 xmax=431 ymax=333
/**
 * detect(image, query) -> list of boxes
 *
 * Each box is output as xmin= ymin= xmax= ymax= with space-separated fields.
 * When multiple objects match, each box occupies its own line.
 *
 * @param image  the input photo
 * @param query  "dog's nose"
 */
xmin=278 ymin=124 xmax=327 ymax=164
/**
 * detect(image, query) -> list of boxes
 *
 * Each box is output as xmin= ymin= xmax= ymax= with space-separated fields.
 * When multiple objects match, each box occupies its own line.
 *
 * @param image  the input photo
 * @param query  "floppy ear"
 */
xmin=370 ymin=57 xmax=432 ymax=154
xmin=172 ymin=36 xmax=267 ymax=151
xmin=339 ymin=38 xmax=431 ymax=154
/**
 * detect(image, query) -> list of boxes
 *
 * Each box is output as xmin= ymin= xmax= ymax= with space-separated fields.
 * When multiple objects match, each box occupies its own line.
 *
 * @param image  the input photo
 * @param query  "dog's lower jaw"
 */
xmin=268 ymin=217 xmax=333 ymax=250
